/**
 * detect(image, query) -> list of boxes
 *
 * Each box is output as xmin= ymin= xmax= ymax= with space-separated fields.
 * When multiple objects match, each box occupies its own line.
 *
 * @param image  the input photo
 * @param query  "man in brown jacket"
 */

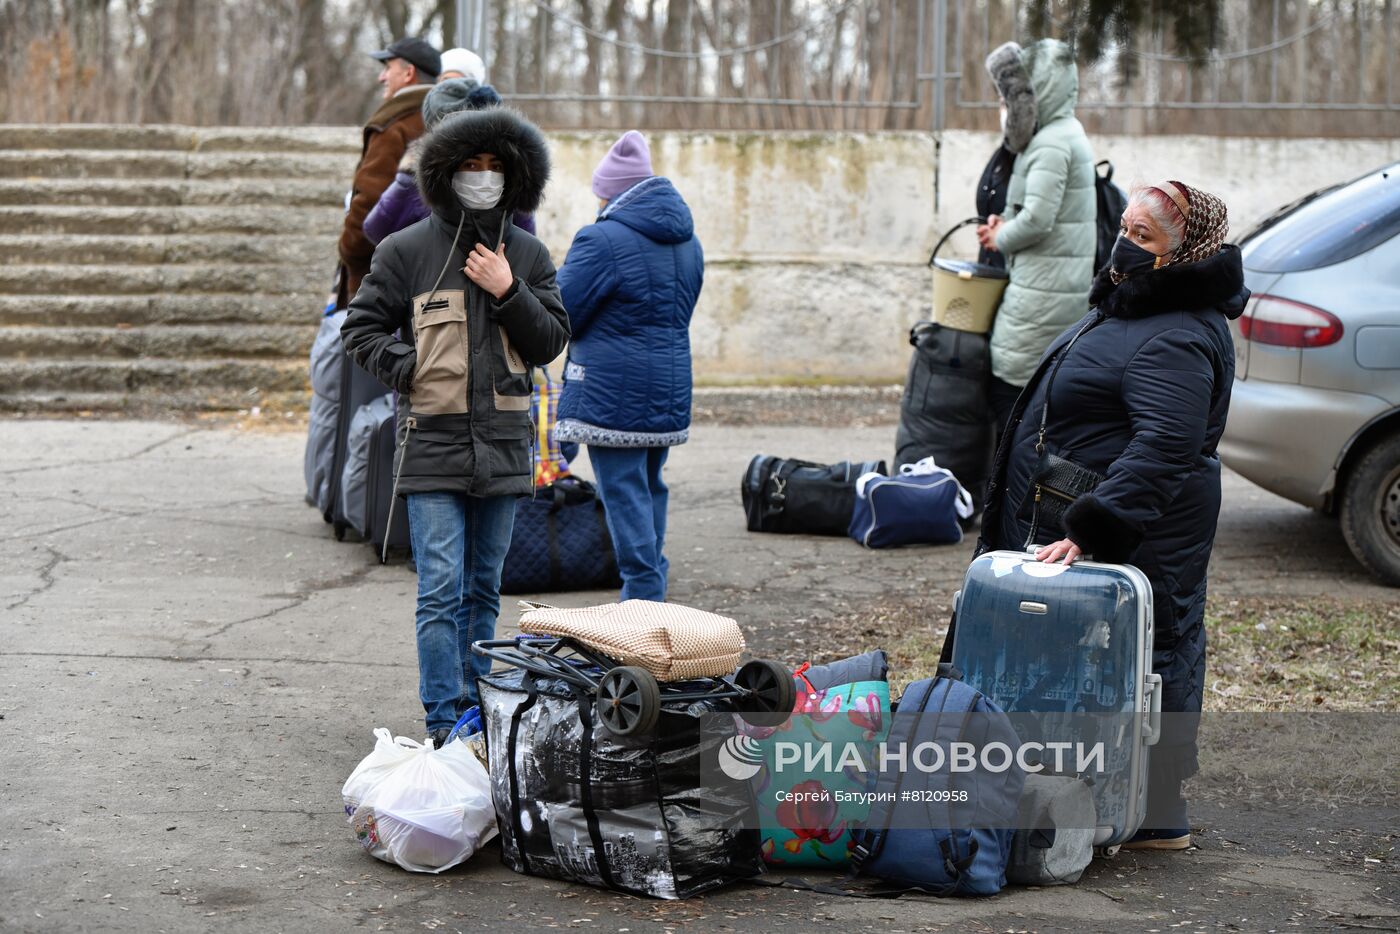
xmin=335 ymin=36 xmax=442 ymax=308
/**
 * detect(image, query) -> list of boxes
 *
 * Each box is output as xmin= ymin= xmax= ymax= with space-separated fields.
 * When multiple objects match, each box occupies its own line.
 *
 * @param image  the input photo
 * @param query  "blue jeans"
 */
xmin=589 ymin=446 xmax=670 ymax=602
xmin=406 ymin=492 xmax=516 ymax=732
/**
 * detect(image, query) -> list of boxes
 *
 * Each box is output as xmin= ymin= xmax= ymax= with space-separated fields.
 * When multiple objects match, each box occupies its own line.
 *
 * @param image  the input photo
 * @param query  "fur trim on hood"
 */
xmin=417 ymin=107 xmax=550 ymax=219
xmin=985 ymin=41 xmax=1036 ymax=154
xmin=1089 ymin=244 xmax=1249 ymax=320
xmin=397 ymin=136 xmax=425 ymax=175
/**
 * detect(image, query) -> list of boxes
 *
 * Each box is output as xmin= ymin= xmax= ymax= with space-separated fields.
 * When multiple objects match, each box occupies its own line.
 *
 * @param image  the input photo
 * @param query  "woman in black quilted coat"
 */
xmin=972 ymin=180 xmax=1247 ymax=850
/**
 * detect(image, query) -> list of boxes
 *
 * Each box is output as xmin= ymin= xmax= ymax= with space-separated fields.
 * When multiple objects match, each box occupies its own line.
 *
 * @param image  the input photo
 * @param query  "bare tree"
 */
xmin=2 ymin=0 xmax=1396 ymax=137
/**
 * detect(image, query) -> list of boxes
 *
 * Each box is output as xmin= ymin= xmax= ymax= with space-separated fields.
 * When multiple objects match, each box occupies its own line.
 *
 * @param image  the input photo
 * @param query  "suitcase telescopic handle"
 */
xmin=928 ymin=216 xmax=986 ymax=267
xmin=1143 ymin=673 xmax=1163 ymax=746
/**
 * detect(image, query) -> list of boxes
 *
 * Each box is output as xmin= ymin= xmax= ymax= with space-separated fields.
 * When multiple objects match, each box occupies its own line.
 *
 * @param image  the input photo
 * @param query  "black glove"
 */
xmin=388 ymin=350 xmax=416 ymax=395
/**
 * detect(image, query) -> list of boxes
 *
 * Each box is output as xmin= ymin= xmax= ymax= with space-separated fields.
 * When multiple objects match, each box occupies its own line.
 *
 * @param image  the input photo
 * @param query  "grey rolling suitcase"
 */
xmin=948 ymin=550 xmax=1162 ymax=852
xmin=328 ymin=351 xmax=392 ymax=538
xmin=304 ymin=310 xmax=348 ymax=513
xmin=339 ymin=394 xmax=394 ymax=538
xmin=364 ymin=408 xmax=411 ymax=560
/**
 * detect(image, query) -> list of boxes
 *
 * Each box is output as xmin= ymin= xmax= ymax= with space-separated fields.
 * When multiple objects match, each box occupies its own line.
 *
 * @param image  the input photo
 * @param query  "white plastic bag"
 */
xmin=341 ymin=728 xmax=497 ymax=873
xmin=343 ymin=728 xmax=419 ymax=816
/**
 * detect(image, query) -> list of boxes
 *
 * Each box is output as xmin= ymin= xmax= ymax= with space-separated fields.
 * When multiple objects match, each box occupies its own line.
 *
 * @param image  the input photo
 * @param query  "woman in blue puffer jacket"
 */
xmin=555 ymin=131 xmax=704 ymax=602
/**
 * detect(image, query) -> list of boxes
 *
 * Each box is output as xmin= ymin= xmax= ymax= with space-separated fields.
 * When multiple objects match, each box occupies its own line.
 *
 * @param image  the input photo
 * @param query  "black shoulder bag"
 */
xmin=1022 ymin=318 xmax=1105 ymax=549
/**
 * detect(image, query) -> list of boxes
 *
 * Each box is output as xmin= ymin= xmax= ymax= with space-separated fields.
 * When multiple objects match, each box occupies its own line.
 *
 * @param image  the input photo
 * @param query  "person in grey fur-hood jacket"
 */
xmin=977 ymin=39 xmax=1096 ymax=434
xmin=341 ymin=107 xmax=569 ymax=744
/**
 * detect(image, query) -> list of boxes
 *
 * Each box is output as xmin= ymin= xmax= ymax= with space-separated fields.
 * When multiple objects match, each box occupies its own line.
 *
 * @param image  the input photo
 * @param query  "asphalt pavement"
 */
xmin=1 ymin=418 xmax=1395 ymax=933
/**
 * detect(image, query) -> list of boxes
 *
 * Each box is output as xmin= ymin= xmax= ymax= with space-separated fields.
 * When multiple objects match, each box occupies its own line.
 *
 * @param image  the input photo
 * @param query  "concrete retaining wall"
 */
xmin=5 ymin=123 xmax=1397 ymax=400
xmin=537 ymin=131 xmax=935 ymax=383
xmin=545 ymin=129 xmax=1400 ymax=383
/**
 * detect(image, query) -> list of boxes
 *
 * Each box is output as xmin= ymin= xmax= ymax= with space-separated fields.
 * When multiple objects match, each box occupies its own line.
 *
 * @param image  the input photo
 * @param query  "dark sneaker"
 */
xmin=1122 ymin=828 xmax=1192 ymax=850
xmin=428 ymin=728 xmax=452 ymax=749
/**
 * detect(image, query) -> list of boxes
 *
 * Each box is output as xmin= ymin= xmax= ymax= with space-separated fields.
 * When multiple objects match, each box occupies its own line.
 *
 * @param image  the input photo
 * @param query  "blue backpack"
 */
xmin=848 ymin=669 xmax=1025 ymax=896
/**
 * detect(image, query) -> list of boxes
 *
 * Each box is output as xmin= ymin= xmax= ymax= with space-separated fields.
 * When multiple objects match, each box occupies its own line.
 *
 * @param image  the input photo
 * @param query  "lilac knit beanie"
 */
xmin=592 ymin=130 xmax=653 ymax=200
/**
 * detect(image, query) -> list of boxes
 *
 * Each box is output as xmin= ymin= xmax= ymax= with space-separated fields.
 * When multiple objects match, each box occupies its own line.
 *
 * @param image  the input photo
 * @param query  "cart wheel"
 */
xmin=735 ymin=659 xmax=796 ymax=727
xmin=595 ymin=666 xmax=661 ymax=736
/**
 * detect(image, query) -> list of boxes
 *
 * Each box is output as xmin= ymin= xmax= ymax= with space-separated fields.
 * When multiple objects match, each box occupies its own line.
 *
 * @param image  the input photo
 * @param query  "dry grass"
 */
xmin=811 ymin=594 xmax=1400 ymax=714
xmin=1192 ymin=712 xmax=1400 ymax=810
xmin=1204 ymin=598 xmax=1400 ymax=712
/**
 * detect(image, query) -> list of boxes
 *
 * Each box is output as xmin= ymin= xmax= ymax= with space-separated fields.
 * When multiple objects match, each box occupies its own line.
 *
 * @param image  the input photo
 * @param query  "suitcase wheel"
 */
xmin=595 ymin=666 xmax=661 ymax=737
xmin=734 ymin=659 xmax=797 ymax=728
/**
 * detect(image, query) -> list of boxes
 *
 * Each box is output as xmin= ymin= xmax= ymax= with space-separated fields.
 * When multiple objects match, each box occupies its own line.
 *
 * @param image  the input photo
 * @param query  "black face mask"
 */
xmin=1110 ymin=234 xmax=1167 ymax=278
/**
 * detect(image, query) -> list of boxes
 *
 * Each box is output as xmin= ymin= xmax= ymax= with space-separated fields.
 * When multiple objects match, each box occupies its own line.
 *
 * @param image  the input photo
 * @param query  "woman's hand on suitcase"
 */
xmin=1036 ymin=538 xmax=1082 ymax=565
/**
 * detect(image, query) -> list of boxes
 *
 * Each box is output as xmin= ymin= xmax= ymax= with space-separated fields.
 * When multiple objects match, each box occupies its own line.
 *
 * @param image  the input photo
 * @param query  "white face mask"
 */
xmin=451 ymin=170 xmax=505 ymax=210
xmin=999 ymin=105 xmax=1008 ymax=135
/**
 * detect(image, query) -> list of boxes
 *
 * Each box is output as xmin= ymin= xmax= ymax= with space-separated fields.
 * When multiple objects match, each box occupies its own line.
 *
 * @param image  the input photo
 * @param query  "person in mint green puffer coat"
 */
xmin=977 ymin=38 xmax=1096 ymax=428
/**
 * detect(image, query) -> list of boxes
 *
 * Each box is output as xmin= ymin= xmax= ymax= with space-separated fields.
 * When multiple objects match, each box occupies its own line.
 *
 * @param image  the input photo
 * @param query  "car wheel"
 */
xmin=1340 ymin=432 xmax=1400 ymax=587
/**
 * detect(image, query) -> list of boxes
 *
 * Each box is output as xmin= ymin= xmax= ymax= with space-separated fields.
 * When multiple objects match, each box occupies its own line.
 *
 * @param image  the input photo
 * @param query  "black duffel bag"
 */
xmin=741 ymin=455 xmax=886 ymax=536
xmin=501 ymin=478 xmax=622 ymax=594
xmin=894 ymin=321 xmax=994 ymax=515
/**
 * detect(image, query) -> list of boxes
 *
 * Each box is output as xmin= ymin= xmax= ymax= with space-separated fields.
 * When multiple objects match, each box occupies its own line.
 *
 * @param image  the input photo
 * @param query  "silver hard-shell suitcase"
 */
xmin=949 ymin=550 xmax=1162 ymax=850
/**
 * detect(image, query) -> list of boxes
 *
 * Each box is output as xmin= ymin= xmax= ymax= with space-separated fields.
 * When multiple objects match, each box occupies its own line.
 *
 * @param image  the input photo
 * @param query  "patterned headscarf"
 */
xmin=1111 ymin=180 xmax=1229 ymax=284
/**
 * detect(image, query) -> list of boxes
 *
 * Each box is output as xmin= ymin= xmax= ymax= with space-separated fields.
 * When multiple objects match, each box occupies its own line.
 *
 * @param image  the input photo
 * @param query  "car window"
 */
xmin=1236 ymin=183 xmax=1343 ymax=246
xmin=1242 ymin=166 xmax=1400 ymax=273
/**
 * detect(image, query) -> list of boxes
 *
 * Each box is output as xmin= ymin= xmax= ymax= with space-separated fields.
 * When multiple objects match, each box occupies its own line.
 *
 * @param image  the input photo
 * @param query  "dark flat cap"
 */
xmin=370 ymin=37 xmax=442 ymax=80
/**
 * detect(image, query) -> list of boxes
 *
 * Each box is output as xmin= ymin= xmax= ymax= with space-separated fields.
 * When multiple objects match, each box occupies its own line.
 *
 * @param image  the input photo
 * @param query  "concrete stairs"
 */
xmin=0 ymin=124 xmax=360 ymax=414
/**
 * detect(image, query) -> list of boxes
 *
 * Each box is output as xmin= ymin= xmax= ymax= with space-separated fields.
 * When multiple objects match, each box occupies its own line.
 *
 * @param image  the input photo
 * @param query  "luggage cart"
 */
xmin=473 ymin=634 xmax=795 ymax=737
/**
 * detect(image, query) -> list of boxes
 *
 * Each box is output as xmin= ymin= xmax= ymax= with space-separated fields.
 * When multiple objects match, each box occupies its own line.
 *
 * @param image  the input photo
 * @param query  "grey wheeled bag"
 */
xmin=339 ymin=394 xmax=394 ymax=539
xmin=364 ymin=407 xmax=411 ymax=560
xmin=327 ymin=347 xmax=392 ymax=538
xmin=949 ymin=550 xmax=1161 ymax=852
xmin=304 ymin=310 xmax=348 ymax=513
xmin=336 ymin=395 xmax=411 ymax=561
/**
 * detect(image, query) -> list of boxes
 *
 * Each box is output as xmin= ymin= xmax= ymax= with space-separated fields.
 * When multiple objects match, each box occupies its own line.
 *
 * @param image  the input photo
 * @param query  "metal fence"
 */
xmin=460 ymin=0 xmax=1400 ymax=137
xmin=952 ymin=0 xmax=1400 ymax=138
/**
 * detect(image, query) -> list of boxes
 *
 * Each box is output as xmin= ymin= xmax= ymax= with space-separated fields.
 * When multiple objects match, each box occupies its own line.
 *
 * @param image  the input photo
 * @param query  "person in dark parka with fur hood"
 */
xmin=967 ymin=180 xmax=1246 ymax=851
xmin=342 ymin=108 xmax=569 ymax=745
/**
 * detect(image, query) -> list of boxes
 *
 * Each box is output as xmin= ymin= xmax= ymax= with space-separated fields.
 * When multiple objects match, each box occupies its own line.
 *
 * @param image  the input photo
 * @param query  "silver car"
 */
xmin=1220 ymin=163 xmax=1400 ymax=586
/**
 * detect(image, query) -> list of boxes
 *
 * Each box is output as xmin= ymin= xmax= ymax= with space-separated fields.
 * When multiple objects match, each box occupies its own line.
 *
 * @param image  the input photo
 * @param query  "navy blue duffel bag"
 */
xmin=500 ymin=478 xmax=622 ymax=594
xmin=848 ymin=457 xmax=973 ymax=549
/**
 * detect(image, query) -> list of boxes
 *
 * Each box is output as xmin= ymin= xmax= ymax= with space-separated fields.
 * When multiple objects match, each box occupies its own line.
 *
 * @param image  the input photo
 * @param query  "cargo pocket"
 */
xmin=489 ymin=424 xmax=533 ymax=484
xmin=498 ymin=325 xmax=527 ymax=374
xmin=411 ymin=290 xmax=469 ymax=415
xmin=399 ymin=423 xmax=474 ymax=484
xmin=492 ymin=325 xmax=532 ymax=412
